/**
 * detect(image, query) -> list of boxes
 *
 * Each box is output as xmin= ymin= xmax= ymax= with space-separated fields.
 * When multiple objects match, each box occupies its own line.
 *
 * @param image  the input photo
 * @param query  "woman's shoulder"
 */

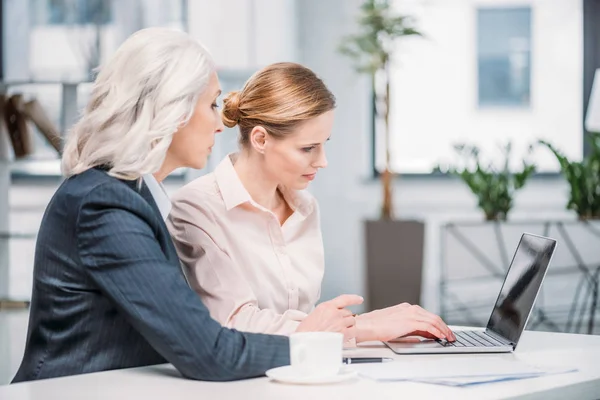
xmin=172 ymin=172 xmax=220 ymax=202
xmin=58 ymin=168 xmax=159 ymax=219
xmin=45 ymin=168 xmax=154 ymax=230
xmin=59 ymin=168 xmax=129 ymax=203
xmin=169 ymin=172 xmax=226 ymax=221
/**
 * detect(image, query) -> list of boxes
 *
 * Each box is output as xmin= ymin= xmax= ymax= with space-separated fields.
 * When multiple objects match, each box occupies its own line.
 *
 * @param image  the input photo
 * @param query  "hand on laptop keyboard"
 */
xmin=355 ymin=303 xmax=456 ymax=342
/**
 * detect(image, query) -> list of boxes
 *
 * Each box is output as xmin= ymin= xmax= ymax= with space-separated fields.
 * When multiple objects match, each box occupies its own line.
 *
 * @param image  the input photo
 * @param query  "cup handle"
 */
xmin=291 ymin=343 xmax=307 ymax=365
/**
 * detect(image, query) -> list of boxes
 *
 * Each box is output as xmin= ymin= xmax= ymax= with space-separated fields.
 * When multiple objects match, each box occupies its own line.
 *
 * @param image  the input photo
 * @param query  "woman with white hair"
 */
xmin=11 ymin=27 xmax=360 ymax=383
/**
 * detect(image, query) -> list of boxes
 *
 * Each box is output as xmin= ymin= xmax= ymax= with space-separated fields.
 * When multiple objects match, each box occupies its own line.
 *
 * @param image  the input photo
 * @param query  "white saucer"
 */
xmin=266 ymin=366 xmax=358 ymax=385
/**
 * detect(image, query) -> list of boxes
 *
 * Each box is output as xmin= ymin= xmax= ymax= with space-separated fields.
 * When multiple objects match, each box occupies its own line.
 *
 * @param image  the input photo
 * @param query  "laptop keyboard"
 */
xmin=437 ymin=330 xmax=506 ymax=347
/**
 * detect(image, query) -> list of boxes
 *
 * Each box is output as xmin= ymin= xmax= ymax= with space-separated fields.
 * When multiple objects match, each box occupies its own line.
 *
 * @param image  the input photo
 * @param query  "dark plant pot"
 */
xmin=578 ymin=215 xmax=600 ymax=221
xmin=485 ymin=214 xmax=508 ymax=222
xmin=364 ymin=219 xmax=425 ymax=311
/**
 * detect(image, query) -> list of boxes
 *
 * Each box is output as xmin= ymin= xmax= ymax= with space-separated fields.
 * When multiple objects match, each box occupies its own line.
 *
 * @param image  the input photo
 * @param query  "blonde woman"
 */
xmin=168 ymin=63 xmax=455 ymax=343
xmin=12 ymin=30 xmax=359 ymax=384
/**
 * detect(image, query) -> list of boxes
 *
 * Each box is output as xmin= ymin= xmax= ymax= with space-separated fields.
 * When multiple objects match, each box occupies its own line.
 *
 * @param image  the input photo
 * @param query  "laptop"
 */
xmin=385 ymin=233 xmax=557 ymax=354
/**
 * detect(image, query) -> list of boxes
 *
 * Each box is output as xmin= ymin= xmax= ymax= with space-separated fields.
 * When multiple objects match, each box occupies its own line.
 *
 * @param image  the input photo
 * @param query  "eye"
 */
xmin=211 ymin=102 xmax=219 ymax=109
xmin=302 ymin=146 xmax=316 ymax=153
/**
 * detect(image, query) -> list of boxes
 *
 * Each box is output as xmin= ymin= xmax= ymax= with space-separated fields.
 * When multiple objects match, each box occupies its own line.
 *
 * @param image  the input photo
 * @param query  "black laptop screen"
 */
xmin=486 ymin=234 xmax=556 ymax=345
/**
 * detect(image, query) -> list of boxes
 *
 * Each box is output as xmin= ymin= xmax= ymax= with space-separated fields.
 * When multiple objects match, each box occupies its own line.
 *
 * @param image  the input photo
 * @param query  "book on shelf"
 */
xmin=0 ymin=93 xmax=63 ymax=159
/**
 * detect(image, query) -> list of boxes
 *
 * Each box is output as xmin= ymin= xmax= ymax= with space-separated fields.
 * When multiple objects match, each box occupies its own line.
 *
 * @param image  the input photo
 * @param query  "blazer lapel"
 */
xmin=120 ymin=177 xmax=180 ymax=265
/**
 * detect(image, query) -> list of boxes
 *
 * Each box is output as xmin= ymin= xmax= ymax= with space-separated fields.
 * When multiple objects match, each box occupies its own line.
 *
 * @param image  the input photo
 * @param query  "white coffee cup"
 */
xmin=289 ymin=332 xmax=343 ymax=378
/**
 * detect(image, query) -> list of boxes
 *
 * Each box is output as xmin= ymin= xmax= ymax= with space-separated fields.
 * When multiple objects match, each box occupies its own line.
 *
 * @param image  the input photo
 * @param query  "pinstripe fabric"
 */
xmin=11 ymin=167 xmax=290 ymax=383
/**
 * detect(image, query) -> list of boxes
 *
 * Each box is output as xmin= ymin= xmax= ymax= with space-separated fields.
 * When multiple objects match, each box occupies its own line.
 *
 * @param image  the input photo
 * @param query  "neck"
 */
xmin=154 ymin=158 xmax=177 ymax=183
xmin=234 ymin=151 xmax=281 ymax=210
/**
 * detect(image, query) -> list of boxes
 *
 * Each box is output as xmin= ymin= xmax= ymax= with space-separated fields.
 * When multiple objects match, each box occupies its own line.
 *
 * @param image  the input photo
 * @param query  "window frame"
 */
xmin=371 ymin=2 xmax=596 ymax=179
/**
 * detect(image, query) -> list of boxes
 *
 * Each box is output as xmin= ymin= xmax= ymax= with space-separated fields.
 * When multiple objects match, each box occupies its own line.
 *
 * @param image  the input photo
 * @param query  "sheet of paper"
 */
xmin=414 ymin=374 xmax=544 ymax=387
xmin=413 ymin=367 xmax=577 ymax=387
xmin=351 ymin=357 xmax=574 ymax=382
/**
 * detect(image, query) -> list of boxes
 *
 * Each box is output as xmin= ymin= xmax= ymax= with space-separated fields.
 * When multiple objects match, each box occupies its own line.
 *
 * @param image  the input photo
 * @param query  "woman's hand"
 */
xmin=296 ymin=294 xmax=363 ymax=341
xmin=355 ymin=303 xmax=455 ymax=342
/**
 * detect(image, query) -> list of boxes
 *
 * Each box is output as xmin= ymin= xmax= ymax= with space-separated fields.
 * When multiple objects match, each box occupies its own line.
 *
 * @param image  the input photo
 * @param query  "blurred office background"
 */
xmin=1 ymin=0 xmax=599 ymax=385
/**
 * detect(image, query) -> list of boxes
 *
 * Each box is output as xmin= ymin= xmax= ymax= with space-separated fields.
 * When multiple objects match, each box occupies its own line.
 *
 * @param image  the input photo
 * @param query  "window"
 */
xmin=375 ymin=0 xmax=583 ymax=175
xmin=2 ymin=0 xmax=187 ymax=176
xmin=477 ymin=8 xmax=531 ymax=107
xmin=31 ymin=0 xmax=112 ymax=26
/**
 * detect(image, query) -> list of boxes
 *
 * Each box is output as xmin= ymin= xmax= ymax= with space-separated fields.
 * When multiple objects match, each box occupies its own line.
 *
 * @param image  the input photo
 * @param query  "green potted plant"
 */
xmin=339 ymin=0 xmax=424 ymax=310
xmin=436 ymin=142 xmax=536 ymax=221
xmin=339 ymin=0 xmax=420 ymax=220
xmin=539 ymin=133 xmax=600 ymax=220
xmin=435 ymin=142 xmax=537 ymax=328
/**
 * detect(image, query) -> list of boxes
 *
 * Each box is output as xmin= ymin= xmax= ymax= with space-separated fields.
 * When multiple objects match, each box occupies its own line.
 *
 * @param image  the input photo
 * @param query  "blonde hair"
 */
xmin=61 ymin=27 xmax=215 ymax=179
xmin=221 ymin=62 xmax=335 ymax=146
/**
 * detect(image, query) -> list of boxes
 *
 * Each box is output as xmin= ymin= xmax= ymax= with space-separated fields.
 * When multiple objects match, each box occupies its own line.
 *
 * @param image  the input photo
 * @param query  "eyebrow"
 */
xmin=214 ymin=90 xmax=222 ymax=97
xmin=304 ymin=137 xmax=331 ymax=147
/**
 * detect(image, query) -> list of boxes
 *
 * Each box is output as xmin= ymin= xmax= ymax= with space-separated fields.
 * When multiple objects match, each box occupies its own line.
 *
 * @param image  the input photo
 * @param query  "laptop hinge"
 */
xmin=485 ymin=329 xmax=516 ymax=349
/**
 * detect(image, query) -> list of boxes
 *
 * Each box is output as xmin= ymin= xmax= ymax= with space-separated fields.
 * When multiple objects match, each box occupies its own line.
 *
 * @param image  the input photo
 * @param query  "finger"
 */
xmin=415 ymin=314 xmax=449 ymax=340
xmin=343 ymin=325 xmax=358 ymax=342
xmin=410 ymin=330 xmax=439 ymax=340
xmin=328 ymin=294 xmax=364 ymax=309
xmin=412 ymin=322 xmax=446 ymax=340
xmin=447 ymin=327 xmax=456 ymax=341
xmin=413 ymin=315 xmax=449 ymax=340
xmin=415 ymin=308 xmax=454 ymax=340
xmin=432 ymin=314 xmax=455 ymax=340
xmin=340 ymin=309 xmax=353 ymax=318
xmin=434 ymin=317 xmax=454 ymax=340
xmin=436 ymin=318 xmax=455 ymax=341
xmin=343 ymin=315 xmax=356 ymax=328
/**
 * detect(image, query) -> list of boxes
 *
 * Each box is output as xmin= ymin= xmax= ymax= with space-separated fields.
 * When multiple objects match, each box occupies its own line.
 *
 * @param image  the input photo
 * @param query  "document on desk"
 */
xmin=352 ymin=357 xmax=577 ymax=386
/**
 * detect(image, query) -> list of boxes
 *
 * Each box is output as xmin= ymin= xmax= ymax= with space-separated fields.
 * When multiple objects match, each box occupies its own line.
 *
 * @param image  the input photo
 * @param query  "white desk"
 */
xmin=1 ymin=329 xmax=599 ymax=400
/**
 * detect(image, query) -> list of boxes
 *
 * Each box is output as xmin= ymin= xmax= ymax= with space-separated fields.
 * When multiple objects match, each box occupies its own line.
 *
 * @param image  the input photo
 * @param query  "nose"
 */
xmin=216 ymin=115 xmax=225 ymax=134
xmin=313 ymin=148 xmax=328 ymax=169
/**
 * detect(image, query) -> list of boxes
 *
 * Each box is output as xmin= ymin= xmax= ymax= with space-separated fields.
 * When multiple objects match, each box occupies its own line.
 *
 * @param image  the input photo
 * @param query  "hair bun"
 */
xmin=221 ymin=91 xmax=242 ymax=128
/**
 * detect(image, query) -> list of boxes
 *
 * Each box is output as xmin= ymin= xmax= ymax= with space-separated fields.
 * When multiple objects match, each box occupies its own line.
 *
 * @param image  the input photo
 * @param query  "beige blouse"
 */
xmin=167 ymin=154 xmax=325 ymax=335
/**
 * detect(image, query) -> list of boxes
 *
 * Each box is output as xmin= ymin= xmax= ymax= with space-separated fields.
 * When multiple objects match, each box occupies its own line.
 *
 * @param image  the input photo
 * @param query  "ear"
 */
xmin=249 ymin=126 xmax=269 ymax=154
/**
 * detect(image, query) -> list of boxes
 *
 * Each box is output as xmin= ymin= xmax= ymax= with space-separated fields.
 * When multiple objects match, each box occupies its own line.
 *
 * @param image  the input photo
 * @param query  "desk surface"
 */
xmin=1 ymin=329 xmax=599 ymax=400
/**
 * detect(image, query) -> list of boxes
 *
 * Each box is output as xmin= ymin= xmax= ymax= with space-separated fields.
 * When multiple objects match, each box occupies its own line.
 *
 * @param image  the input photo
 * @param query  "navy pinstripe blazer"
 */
xmin=12 ymin=167 xmax=289 ymax=383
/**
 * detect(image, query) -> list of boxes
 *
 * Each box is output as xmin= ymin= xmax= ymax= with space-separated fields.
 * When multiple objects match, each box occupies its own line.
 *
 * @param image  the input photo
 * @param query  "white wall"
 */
xmin=9 ymin=0 xmax=185 ymax=81
xmin=29 ymin=27 xmax=117 ymax=80
xmin=3 ymin=0 xmax=30 ymax=81
xmin=3 ymin=0 xmax=590 ymax=318
xmin=386 ymin=0 xmax=583 ymax=173
xmin=294 ymin=0 xmax=578 ymax=314
xmin=187 ymin=0 xmax=298 ymax=70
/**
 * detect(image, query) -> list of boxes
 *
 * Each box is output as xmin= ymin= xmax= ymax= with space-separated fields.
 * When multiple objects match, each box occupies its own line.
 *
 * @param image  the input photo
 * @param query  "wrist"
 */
xmin=355 ymin=313 xmax=376 ymax=342
xmin=295 ymin=320 xmax=309 ymax=333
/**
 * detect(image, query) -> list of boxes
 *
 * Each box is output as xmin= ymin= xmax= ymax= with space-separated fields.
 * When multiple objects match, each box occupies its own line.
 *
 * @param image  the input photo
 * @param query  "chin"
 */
xmin=294 ymin=181 xmax=311 ymax=190
xmin=189 ymin=156 xmax=208 ymax=170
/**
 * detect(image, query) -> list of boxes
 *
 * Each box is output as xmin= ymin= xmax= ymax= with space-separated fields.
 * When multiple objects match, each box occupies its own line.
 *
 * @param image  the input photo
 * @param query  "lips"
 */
xmin=303 ymin=173 xmax=317 ymax=181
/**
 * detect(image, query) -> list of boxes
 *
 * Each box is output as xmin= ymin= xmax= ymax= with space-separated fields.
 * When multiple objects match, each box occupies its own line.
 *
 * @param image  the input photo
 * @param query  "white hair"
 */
xmin=61 ymin=27 xmax=216 ymax=179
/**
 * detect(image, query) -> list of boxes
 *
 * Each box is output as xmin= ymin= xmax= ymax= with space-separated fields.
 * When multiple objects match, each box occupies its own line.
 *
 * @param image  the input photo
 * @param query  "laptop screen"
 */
xmin=486 ymin=233 xmax=556 ymax=345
